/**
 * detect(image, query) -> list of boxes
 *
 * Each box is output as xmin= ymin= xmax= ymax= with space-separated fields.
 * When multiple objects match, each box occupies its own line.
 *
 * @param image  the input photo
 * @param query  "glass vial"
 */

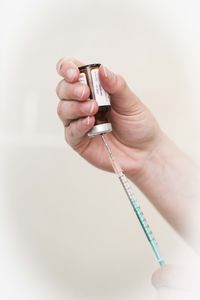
xmin=79 ymin=63 xmax=112 ymax=137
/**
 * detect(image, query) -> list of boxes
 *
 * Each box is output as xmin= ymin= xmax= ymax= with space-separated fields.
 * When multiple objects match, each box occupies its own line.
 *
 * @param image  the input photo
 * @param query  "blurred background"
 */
xmin=1 ymin=0 xmax=200 ymax=299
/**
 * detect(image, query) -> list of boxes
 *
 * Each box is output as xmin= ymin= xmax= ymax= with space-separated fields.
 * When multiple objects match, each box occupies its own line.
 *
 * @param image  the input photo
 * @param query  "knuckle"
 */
xmin=57 ymin=100 xmax=79 ymax=124
xmin=56 ymin=79 xmax=65 ymax=98
xmin=67 ymin=124 xmax=75 ymax=140
xmin=64 ymin=128 xmax=70 ymax=144
xmin=60 ymin=62 xmax=68 ymax=76
xmin=61 ymin=59 xmax=77 ymax=75
xmin=56 ymin=57 xmax=65 ymax=73
xmin=57 ymin=101 xmax=64 ymax=118
xmin=66 ymin=119 xmax=82 ymax=139
xmin=57 ymin=57 xmax=72 ymax=72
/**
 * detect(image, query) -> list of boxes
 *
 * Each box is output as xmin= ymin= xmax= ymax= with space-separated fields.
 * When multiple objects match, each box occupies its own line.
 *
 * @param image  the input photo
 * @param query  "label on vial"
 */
xmin=91 ymin=68 xmax=110 ymax=106
xmin=79 ymin=72 xmax=87 ymax=85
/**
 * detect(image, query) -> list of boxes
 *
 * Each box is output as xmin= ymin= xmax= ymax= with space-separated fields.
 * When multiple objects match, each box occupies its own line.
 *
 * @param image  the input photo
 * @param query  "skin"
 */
xmin=56 ymin=57 xmax=199 ymax=238
xmin=56 ymin=57 xmax=200 ymax=298
xmin=56 ymin=58 xmax=162 ymax=177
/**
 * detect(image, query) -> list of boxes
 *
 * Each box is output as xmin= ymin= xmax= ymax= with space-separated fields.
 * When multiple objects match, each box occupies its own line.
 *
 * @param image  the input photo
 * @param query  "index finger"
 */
xmin=56 ymin=57 xmax=85 ymax=83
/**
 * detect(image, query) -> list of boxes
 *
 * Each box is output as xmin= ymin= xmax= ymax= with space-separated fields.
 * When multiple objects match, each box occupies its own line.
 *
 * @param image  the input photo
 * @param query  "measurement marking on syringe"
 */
xmin=101 ymin=134 xmax=165 ymax=267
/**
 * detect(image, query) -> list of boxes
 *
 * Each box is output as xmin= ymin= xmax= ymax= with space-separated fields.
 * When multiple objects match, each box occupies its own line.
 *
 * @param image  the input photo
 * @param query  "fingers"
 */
xmin=65 ymin=116 xmax=95 ymax=149
xmin=56 ymin=73 xmax=98 ymax=128
xmin=56 ymin=57 xmax=84 ymax=83
xmin=56 ymin=57 xmax=99 ymax=148
xmin=99 ymin=65 xmax=141 ymax=113
xmin=57 ymin=99 xmax=98 ymax=127
xmin=56 ymin=80 xmax=90 ymax=101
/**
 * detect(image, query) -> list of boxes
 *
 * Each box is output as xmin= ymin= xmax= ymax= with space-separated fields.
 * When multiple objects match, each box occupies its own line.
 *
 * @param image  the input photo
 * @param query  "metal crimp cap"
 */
xmin=88 ymin=123 xmax=112 ymax=137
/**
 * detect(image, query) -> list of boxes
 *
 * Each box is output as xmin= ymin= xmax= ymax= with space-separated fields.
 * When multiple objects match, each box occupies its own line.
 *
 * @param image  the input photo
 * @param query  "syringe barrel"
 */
xmin=119 ymin=173 xmax=165 ymax=266
xmin=101 ymin=134 xmax=165 ymax=267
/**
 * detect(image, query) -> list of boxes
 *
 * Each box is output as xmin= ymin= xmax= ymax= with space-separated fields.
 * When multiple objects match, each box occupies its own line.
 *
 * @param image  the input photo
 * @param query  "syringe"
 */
xmin=101 ymin=134 xmax=165 ymax=267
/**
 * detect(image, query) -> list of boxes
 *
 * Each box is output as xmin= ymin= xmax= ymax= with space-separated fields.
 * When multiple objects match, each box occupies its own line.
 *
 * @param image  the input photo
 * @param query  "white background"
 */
xmin=1 ymin=1 xmax=200 ymax=299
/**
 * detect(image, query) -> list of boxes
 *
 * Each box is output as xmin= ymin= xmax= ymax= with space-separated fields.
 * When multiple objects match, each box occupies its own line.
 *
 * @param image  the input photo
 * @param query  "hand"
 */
xmin=152 ymin=264 xmax=200 ymax=300
xmin=56 ymin=58 xmax=163 ymax=178
xmin=56 ymin=58 xmax=200 ymax=260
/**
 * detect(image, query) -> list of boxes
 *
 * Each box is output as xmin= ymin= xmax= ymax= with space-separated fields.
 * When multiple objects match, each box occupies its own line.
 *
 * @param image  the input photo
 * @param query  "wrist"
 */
xmin=127 ymin=129 xmax=200 ymax=237
xmin=127 ymin=130 xmax=170 ymax=184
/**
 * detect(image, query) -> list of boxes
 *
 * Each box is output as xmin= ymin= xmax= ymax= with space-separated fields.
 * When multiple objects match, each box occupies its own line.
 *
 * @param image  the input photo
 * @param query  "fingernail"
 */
xmin=102 ymin=66 xmax=114 ymax=79
xmin=87 ymin=116 xmax=90 ymax=125
xmin=75 ymin=85 xmax=85 ymax=98
xmin=89 ymin=101 xmax=95 ymax=115
xmin=66 ymin=68 xmax=77 ymax=81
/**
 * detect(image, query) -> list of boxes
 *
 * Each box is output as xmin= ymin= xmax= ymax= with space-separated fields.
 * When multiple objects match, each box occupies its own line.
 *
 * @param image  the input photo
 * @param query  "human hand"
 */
xmin=152 ymin=264 xmax=200 ymax=300
xmin=56 ymin=58 xmax=163 ymax=178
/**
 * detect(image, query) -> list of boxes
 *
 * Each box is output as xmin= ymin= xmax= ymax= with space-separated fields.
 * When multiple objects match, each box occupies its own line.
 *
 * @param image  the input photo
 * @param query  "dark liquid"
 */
xmin=78 ymin=64 xmax=111 ymax=129
xmin=94 ymin=105 xmax=111 ymax=125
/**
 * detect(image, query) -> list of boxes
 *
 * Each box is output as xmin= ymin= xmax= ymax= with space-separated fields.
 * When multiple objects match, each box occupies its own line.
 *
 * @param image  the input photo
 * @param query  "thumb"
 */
xmin=99 ymin=65 xmax=141 ymax=114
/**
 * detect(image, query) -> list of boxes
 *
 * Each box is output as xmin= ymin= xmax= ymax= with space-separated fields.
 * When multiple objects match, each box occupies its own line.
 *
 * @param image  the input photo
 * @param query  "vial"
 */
xmin=79 ymin=63 xmax=112 ymax=137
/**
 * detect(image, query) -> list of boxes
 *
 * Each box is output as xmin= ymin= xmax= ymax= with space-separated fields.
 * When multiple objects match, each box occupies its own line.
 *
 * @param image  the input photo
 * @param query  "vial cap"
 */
xmin=79 ymin=63 xmax=101 ymax=71
xmin=88 ymin=123 xmax=112 ymax=137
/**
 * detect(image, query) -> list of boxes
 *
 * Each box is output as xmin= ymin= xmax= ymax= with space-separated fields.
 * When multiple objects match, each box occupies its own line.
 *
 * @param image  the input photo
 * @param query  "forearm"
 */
xmin=130 ymin=132 xmax=200 ymax=248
